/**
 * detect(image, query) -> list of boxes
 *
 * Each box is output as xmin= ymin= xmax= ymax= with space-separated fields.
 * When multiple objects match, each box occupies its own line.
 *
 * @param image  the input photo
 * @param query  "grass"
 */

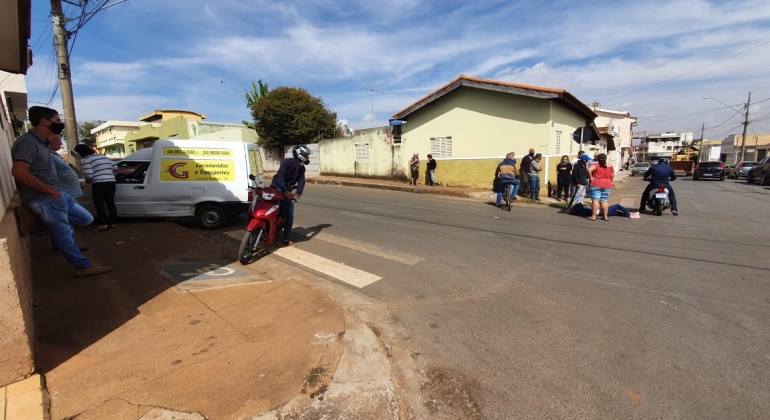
xmin=305 ymin=365 xmax=327 ymax=387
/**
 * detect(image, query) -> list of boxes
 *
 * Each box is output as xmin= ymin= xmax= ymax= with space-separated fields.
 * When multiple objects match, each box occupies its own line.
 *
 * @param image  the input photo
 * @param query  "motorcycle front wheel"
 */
xmin=238 ymin=227 xmax=265 ymax=265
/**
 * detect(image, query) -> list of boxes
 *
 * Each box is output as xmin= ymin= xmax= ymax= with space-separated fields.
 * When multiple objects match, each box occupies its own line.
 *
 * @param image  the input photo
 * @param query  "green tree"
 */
xmin=242 ymin=79 xmax=269 ymax=129
xmin=252 ymin=86 xmax=338 ymax=148
xmin=77 ymin=120 xmax=104 ymax=147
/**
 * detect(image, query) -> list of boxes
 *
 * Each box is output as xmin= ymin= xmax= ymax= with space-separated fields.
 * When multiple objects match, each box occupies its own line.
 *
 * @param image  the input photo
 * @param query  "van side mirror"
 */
xmin=249 ymin=174 xmax=256 ymax=180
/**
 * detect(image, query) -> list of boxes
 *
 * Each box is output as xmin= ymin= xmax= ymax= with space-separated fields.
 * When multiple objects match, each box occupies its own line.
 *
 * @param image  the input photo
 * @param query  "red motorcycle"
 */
xmin=238 ymin=175 xmax=294 ymax=265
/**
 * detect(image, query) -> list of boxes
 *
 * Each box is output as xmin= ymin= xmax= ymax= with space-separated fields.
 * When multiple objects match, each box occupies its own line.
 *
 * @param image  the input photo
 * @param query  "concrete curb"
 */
xmin=306 ymin=178 xmax=479 ymax=198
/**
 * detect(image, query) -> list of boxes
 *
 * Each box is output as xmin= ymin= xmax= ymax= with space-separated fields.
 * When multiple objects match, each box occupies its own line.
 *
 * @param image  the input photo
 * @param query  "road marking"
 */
xmin=305 ymin=231 xmax=424 ymax=266
xmin=273 ymin=247 xmax=382 ymax=288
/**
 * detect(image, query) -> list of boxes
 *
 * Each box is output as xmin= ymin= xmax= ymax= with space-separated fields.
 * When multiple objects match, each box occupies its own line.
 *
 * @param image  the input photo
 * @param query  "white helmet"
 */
xmin=292 ymin=145 xmax=311 ymax=165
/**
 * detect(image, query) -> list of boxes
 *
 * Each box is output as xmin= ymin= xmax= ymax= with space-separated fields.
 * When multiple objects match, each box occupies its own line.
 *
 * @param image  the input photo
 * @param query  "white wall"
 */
xmin=319 ymin=128 xmax=406 ymax=179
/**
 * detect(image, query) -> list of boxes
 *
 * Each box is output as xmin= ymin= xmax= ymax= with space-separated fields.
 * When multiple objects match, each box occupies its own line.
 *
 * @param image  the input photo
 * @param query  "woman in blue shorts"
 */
xmin=586 ymin=153 xmax=615 ymax=221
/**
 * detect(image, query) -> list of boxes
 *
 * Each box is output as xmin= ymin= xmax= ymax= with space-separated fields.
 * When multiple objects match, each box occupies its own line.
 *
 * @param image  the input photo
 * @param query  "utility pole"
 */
xmin=51 ymin=0 xmax=79 ymax=156
xmin=739 ymin=91 xmax=751 ymax=164
xmin=695 ymin=123 xmax=704 ymax=163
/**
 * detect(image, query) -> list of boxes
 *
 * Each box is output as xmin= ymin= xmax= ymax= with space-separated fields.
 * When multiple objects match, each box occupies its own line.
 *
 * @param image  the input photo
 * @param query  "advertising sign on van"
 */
xmin=160 ymin=159 xmax=235 ymax=181
xmin=162 ymin=148 xmax=234 ymax=157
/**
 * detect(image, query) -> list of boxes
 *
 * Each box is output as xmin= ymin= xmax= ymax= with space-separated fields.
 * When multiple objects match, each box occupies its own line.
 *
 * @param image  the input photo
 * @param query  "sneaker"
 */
xmin=672 ymin=210 xmax=678 ymax=216
xmin=629 ymin=212 xmax=641 ymax=219
xmin=14 ymin=207 xmax=38 ymax=237
xmin=74 ymin=264 xmax=113 ymax=278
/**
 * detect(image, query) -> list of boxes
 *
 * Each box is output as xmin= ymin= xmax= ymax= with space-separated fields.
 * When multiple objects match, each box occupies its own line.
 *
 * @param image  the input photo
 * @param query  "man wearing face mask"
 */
xmin=11 ymin=106 xmax=112 ymax=278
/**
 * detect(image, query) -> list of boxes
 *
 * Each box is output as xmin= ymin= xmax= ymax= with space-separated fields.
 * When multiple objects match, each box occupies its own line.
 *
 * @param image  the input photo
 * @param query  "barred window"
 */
xmin=430 ymin=136 xmax=453 ymax=158
xmin=556 ymin=131 xmax=562 ymax=154
xmin=355 ymin=143 xmax=370 ymax=160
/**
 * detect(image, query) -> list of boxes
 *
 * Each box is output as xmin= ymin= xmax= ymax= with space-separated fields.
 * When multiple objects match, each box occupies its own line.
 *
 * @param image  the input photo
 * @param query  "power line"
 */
xmin=601 ymin=39 xmax=770 ymax=104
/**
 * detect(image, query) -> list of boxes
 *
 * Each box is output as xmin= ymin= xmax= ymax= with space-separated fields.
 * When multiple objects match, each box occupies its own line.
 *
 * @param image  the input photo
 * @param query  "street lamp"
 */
xmin=702 ymin=93 xmax=752 ymax=164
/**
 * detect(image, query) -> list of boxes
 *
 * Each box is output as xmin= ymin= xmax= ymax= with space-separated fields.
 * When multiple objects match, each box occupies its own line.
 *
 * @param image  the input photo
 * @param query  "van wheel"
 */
xmin=196 ymin=204 xmax=227 ymax=229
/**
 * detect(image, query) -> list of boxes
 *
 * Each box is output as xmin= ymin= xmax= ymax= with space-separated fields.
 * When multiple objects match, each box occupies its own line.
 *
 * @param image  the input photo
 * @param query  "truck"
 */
xmin=669 ymin=153 xmax=697 ymax=176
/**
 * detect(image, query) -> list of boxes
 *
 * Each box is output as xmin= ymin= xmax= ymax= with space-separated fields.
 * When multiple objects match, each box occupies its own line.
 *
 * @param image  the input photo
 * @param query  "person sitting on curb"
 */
xmin=11 ymin=106 xmax=112 ymax=278
xmin=567 ymin=203 xmax=640 ymax=218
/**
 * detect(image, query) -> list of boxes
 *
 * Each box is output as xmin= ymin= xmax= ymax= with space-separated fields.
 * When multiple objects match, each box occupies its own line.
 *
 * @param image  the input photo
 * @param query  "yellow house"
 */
xmin=391 ymin=75 xmax=599 ymax=188
xmin=123 ymin=110 xmax=207 ymax=152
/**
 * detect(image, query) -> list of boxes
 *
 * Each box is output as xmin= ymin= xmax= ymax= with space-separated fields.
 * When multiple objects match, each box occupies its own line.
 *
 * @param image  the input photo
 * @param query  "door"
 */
xmin=114 ymin=162 xmax=150 ymax=215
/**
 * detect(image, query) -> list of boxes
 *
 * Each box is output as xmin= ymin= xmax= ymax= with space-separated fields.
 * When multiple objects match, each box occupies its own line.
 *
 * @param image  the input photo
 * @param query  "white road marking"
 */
xmin=307 ymin=231 xmax=424 ymax=266
xmin=273 ymin=247 xmax=382 ymax=288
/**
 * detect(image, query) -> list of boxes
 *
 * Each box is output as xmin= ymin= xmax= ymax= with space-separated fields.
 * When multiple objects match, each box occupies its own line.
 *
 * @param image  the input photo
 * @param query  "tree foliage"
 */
xmin=77 ymin=120 xmax=104 ymax=147
xmin=242 ymin=80 xmax=269 ymax=129
xmin=252 ymin=86 xmax=339 ymax=148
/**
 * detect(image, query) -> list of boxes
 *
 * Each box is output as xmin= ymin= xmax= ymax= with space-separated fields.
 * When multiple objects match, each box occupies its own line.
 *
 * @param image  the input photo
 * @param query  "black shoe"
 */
xmin=672 ymin=210 xmax=678 ymax=216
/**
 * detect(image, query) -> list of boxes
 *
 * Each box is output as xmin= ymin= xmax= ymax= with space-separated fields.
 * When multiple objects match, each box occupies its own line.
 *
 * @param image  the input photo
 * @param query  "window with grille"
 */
xmin=355 ymin=143 xmax=370 ymax=160
xmin=430 ymin=137 xmax=453 ymax=158
xmin=556 ymin=131 xmax=562 ymax=154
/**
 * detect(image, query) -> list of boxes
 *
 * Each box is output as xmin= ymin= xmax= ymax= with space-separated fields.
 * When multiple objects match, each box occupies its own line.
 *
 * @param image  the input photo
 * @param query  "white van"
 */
xmin=79 ymin=139 xmax=264 ymax=229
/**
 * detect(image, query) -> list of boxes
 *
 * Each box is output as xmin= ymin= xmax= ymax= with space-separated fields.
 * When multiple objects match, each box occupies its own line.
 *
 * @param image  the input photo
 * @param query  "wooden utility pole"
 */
xmin=51 ymin=0 xmax=79 ymax=156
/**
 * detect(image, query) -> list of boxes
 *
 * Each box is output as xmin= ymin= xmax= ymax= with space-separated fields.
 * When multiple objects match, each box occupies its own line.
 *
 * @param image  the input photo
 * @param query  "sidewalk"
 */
xmin=298 ymin=170 xmax=631 ymax=204
xmin=26 ymin=221 xmax=409 ymax=419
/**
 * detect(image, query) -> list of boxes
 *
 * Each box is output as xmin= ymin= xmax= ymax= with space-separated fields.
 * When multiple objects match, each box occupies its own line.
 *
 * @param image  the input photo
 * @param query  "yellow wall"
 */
xmin=401 ymin=88 xmax=551 ymax=161
xmin=549 ymin=102 xmax=587 ymax=156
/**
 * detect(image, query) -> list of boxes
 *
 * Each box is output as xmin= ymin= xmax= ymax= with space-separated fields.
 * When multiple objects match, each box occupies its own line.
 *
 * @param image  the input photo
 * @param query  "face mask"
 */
xmin=50 ymin=121 xmax=65 ymax=134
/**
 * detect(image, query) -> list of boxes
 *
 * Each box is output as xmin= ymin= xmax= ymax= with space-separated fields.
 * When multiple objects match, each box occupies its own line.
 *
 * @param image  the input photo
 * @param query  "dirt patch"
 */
xmin=422 ymin=367 xmax=484 ymax=419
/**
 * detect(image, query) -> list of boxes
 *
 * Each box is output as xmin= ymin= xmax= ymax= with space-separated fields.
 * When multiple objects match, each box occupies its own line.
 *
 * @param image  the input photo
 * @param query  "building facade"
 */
xmin=640 ymin=132 xmax=693 ymax=162
xmin=721 ymin=134 xmax=770 ymax=163
xmin=123 ymin=110 xmax=255 ymax=153
xmin=91 ymin=121 xmax=145 ymax=158
xmin=592 ymin=108 xmax=637 ymax=169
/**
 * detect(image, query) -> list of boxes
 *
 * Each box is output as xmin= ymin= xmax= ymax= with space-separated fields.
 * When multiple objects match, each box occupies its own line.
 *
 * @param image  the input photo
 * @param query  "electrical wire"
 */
xmin=601 ymin=38 xmax=770 ymax=105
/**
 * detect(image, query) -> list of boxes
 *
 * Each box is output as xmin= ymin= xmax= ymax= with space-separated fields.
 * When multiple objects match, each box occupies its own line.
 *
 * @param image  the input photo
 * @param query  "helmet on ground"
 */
xmin=658 ymin=158 xmax=669 ymax=165
xmin=292 ymin=145 xmax=311 ymax=165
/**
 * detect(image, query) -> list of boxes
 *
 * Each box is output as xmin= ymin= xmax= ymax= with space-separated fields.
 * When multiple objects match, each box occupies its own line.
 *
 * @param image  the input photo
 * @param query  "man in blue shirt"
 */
xmin=270 ymin=145 xmax=309 ymax=246
xmin=640 ymin=158 xmax=678 ymax=215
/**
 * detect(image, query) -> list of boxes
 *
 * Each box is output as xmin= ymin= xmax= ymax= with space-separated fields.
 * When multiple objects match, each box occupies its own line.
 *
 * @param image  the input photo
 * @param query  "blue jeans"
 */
xmin=496 ymin=179 xmax=520 ymax=206
xmin=25 ymin=192 xmax=93 ymax=268
xmin=279 ymin=198 xmax=295 ymax=241
xmin=529 ymin=175 xmax=541 ymax=199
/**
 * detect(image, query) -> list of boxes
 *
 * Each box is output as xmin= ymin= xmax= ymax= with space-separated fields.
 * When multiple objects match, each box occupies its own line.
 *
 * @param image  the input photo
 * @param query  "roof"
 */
xmin=91 ymin=120 xmax=146 ymax=134
xmin=729 ymin=134 xmax=770 ymax=147
xmin=391 ymin=74 xmax=597 ymax=121
xmin=593 ymin=108 xmax=634 ymax=118
xmin=0 ymin=0 xmax=31 ymax=74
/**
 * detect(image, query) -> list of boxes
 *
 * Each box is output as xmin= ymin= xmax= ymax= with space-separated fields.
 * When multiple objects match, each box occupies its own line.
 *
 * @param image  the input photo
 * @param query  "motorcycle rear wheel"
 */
xmin=239 ymin=228 xmax=265 ymax=265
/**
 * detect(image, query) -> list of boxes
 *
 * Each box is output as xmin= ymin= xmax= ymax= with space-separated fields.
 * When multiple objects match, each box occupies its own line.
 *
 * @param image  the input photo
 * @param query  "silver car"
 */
xmin=731 ymin=161 xmax=758 ymax=179
xmin=630 ymin=162 xmax=650 ymax=176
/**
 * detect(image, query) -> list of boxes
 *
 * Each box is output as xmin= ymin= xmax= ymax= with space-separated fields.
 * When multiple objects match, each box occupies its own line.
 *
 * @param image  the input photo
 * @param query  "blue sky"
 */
xmin=23 ymin=0 xmax=770 ymax=138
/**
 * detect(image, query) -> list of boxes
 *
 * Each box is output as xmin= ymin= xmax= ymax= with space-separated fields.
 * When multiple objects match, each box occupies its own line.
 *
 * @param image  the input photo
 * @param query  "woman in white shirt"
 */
xmin=74 ymin=145 xmax=118 ymax=232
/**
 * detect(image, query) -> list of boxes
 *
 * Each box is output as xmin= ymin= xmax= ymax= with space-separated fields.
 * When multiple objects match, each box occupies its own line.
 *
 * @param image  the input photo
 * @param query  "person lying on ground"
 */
xmin=567 ymin=203 xmax=640 ymax=219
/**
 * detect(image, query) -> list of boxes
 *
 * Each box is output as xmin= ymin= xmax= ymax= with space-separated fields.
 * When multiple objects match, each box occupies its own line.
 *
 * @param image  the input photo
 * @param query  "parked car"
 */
xmin=730 ymin=161 xmax=758 ymax=179
xmin=630 ymin=162 xmax=650 ymax=176
xmin=692 ymin=161 xmax=725 ymax=181
xmin=746 ymin=156 xmax=770 ymax=185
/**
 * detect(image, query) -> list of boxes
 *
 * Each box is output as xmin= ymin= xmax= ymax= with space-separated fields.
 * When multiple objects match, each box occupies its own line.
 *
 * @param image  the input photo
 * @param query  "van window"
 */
xmin=249 ymin=150 xmax=264 ymax=176
xmin=116 ymin=162 xmax=150 ymax=184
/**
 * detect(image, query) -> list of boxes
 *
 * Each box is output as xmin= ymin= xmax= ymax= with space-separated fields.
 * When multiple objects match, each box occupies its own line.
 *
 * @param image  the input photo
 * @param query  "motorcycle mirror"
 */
xmin=248 ymin=174 xmax=256 ymax=180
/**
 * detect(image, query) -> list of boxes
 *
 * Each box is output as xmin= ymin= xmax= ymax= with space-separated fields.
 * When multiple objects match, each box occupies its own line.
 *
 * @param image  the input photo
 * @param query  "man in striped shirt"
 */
xmin=74 ymin=144 xmax=118 ymax=231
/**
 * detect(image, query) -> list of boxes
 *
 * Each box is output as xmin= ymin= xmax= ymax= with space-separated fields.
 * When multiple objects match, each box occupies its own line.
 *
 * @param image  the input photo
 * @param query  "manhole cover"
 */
xmin=156 ymin=262 xmax=268 ymax=291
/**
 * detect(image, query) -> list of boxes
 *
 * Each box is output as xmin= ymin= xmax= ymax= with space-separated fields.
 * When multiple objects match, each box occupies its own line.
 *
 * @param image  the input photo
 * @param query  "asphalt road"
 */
xmin=214 ymin=176 xmax=770 ymax=419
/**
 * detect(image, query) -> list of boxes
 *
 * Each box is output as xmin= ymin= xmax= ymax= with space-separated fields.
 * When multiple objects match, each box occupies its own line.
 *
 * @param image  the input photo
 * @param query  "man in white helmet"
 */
xmin=270 ymin=145 xmax=310 ymax=246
